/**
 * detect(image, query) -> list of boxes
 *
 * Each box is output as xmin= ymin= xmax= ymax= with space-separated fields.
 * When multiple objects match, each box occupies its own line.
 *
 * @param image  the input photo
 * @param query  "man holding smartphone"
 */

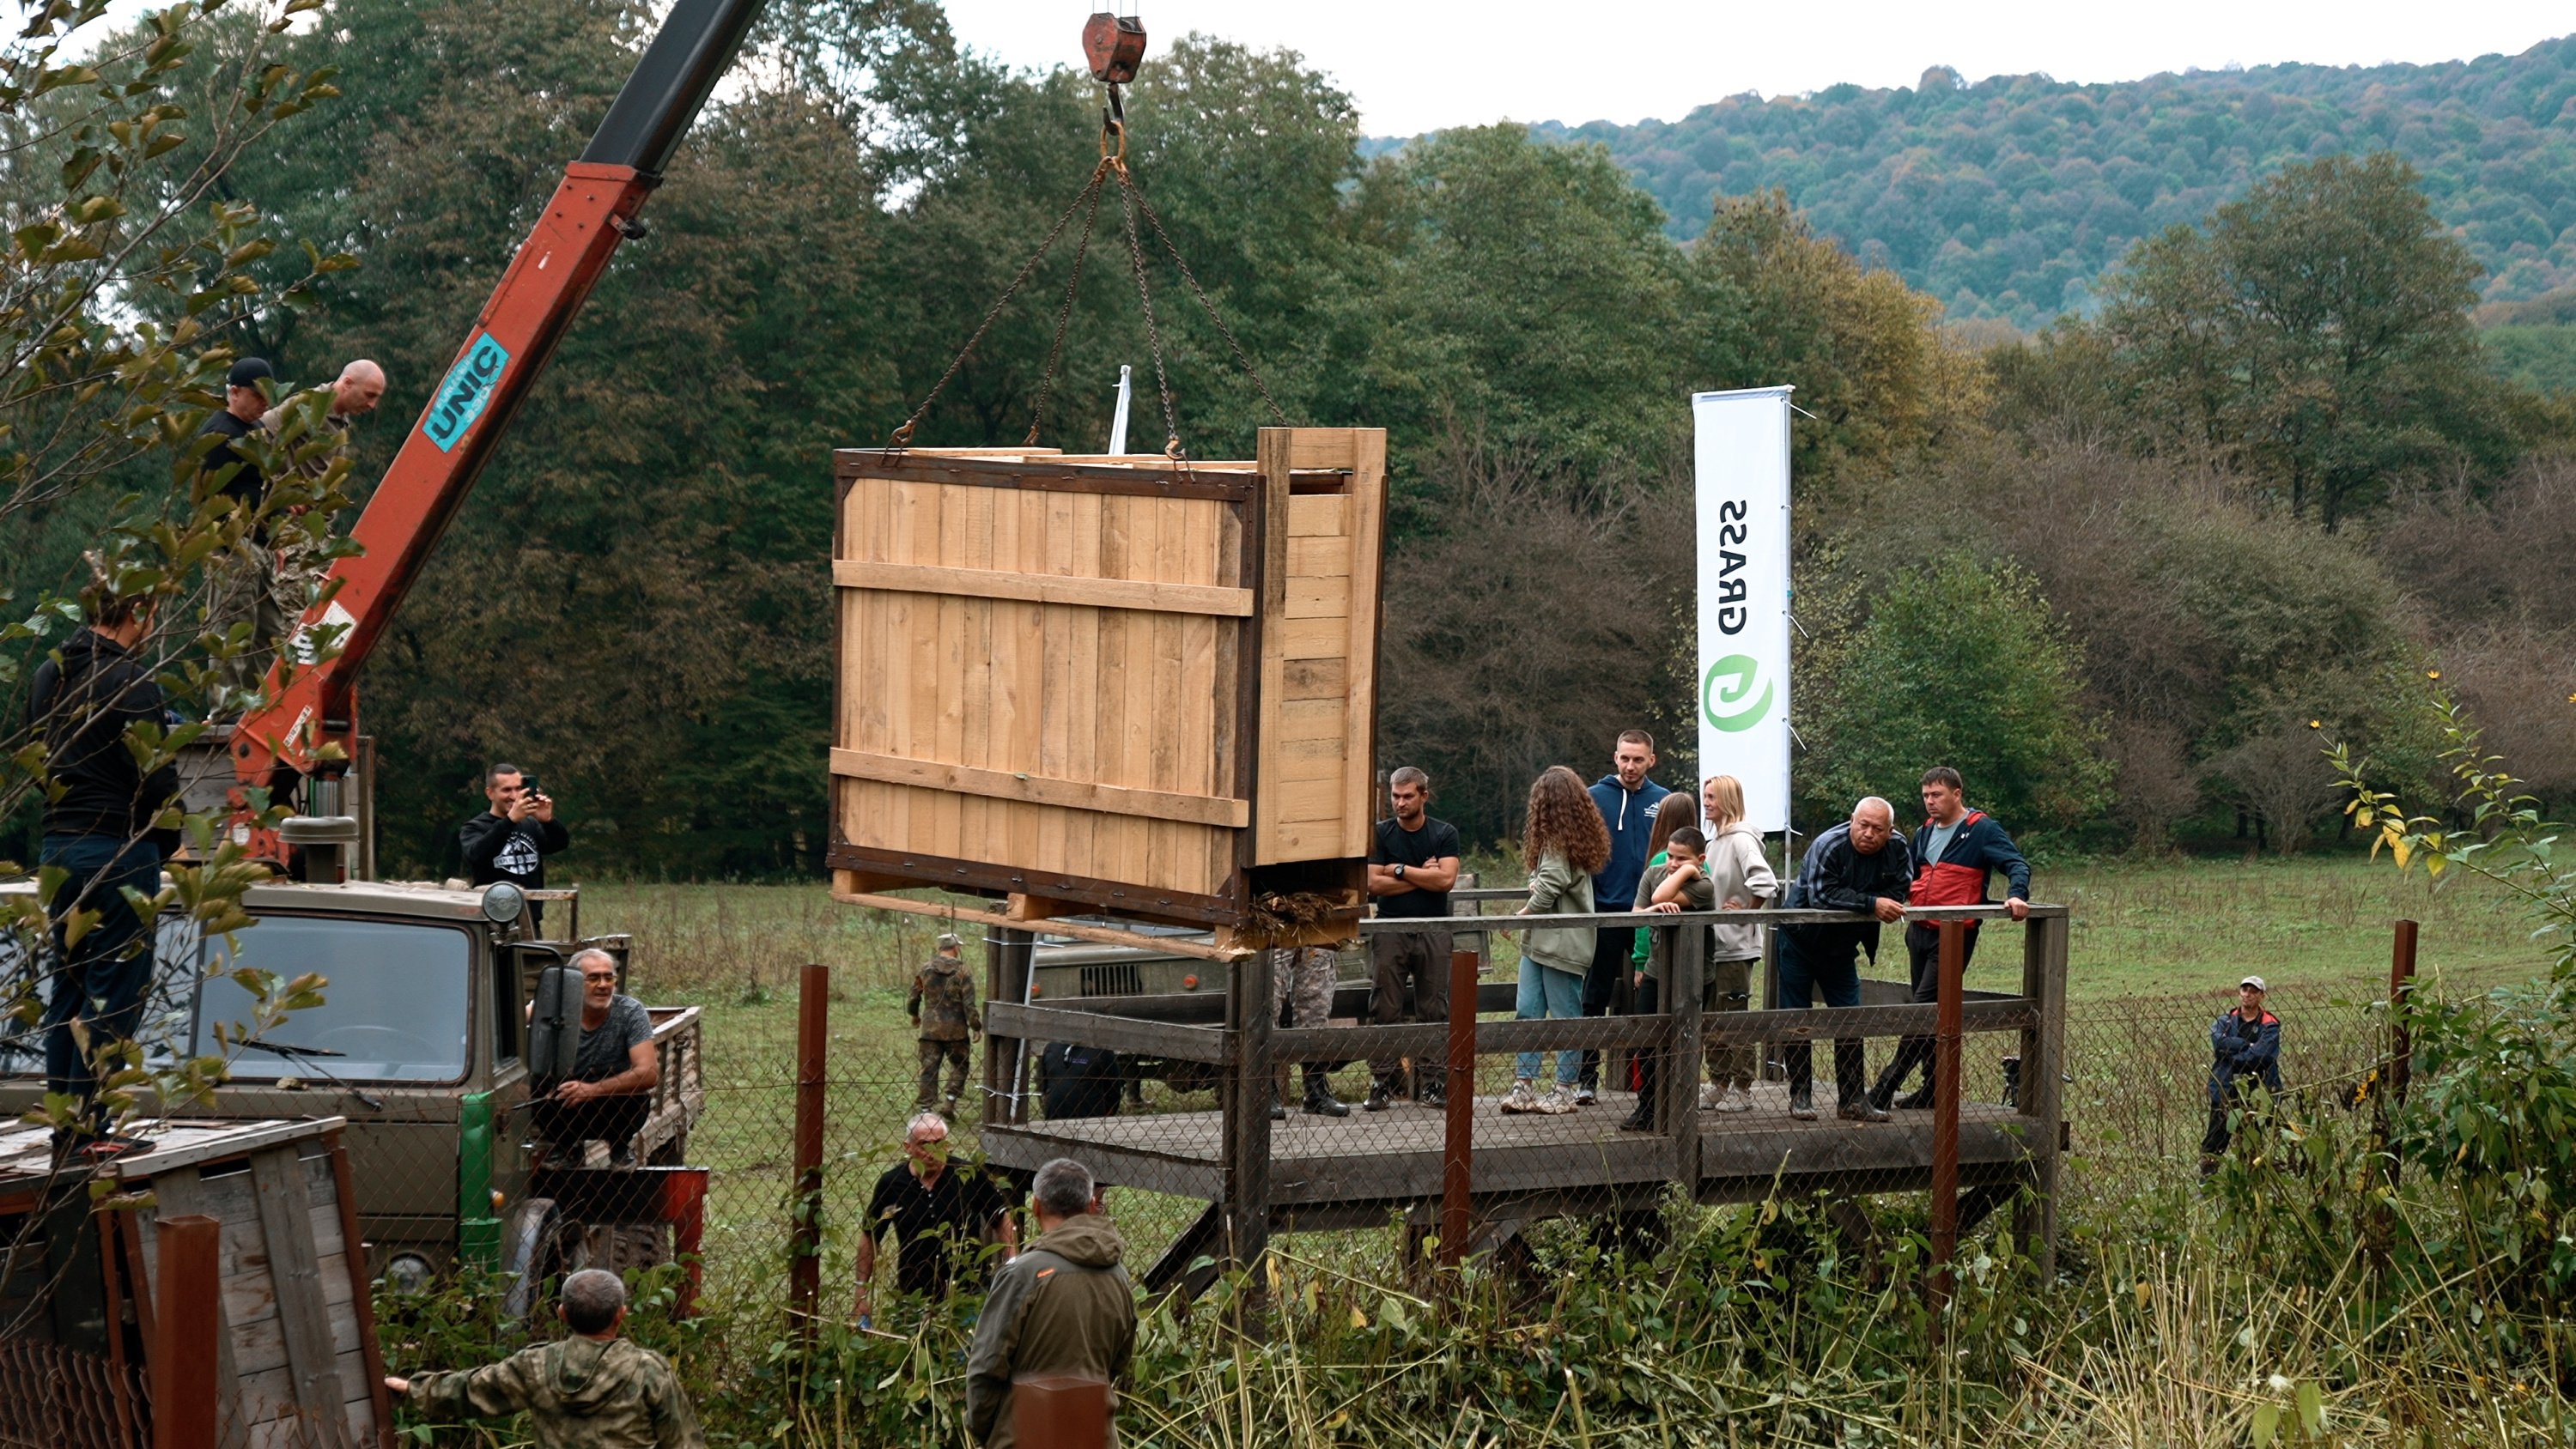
xmin=461 ymin=762 xmax=570 ymax=928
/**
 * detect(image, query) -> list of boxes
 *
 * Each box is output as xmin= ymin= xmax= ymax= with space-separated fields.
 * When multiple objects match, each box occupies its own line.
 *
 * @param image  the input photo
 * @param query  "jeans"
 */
xmin=40 ymin=834 xmax=163 ymax=1129
xmin=1871 ymin=922 xmax=1984 ymax=1102
xmin=1514 ymin=960 xmax=1584 ymax=1085
xmin=1774 ymin=931 xmax=1866 ymax=1106
xmin=1577 ymin=926 xmax=1638 ymax=1089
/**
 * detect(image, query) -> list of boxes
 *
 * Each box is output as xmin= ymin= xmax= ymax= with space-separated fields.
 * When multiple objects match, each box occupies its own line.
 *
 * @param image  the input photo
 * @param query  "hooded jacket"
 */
xmin=967 ymin=1214 xmax=1137 ymax=1449
xmin=1587 ymin=773 xmax=1671 ymax=914
xmin=403 ymin=1333 xmax=704 ymax=1448
xmin=27 ymin=628 xmax=179 ymax=844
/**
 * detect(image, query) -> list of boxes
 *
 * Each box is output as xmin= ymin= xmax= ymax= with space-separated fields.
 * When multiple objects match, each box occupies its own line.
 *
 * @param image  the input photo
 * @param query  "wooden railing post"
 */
xmin=2371 ymin=919 xmax=2421 ymax=1273
xmin=1438 ymin=948 xmax=1478 ymax=1270
xmin=153 ymin=1215 xmax=222 ymax=1449
xmin=788 ymin=962 xmax=829 ymax=1344
xmin=2388 ymin=919 xmax=2418 ymax=1104
xmin=1224 ymin=948 xmax=1273 ymax=1324
xmin=1928 ymin=919 xmax=1966 ymax=1317
xmin=1664 ymin=916 xmax=1704 ymax=1185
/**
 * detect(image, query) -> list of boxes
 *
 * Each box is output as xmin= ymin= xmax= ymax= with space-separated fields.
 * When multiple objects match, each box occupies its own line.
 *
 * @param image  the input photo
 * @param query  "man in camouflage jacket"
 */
xmin=911 ymin=932 xmax=981 ymax=1117
xmin=387 ymin=1269 xmax=702 ymax=1448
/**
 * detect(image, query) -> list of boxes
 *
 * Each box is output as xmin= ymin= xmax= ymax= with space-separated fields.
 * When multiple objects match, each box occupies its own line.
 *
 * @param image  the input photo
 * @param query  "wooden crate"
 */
xmin=828 ymin=427 xmax=1385 ymax=950
xmin=0 ymin=1118 xmax=391 ymax=1449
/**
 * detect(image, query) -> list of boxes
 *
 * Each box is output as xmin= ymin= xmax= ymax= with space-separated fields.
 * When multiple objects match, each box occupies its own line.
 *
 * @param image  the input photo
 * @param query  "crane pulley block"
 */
xmin=1083 ymin=11 xmax=1146 ymax=84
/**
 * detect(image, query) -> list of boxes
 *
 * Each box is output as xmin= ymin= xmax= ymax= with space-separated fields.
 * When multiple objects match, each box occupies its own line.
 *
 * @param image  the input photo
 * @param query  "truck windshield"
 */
xmin=191 ymin=915 xmax=473 ymax=1082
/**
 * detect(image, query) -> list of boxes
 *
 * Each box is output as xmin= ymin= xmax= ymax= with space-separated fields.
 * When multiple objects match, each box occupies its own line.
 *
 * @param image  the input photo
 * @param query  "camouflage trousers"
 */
xmin=916 ymin=1038 xmax=971 ymax=1110
xmin=1269 ymin=947 xmax=1336 ymax=1028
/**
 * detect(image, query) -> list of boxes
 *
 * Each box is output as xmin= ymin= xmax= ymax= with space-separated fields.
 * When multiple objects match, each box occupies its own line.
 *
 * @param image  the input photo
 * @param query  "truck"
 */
xmin=0 ymin=876 xmax=708 ymax=1311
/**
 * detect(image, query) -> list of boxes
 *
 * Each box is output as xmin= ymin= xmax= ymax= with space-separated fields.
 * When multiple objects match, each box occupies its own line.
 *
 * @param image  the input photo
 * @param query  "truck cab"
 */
xmin=0 ymin=877 xmax=706 ymax=1299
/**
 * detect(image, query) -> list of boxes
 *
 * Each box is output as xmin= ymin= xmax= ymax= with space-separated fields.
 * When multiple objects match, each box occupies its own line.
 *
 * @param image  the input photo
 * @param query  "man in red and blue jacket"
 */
xmin=1868 ymin=766 xmax=2031 ymax=1113
xmin=2202 ymin=975 xmax=2282 ymax=1173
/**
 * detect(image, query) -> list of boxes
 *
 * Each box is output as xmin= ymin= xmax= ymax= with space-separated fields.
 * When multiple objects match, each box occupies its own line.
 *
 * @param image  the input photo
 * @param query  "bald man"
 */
xmin=264 ymin=358 xmax=386 ymax=446
xmin=255 ymin=360 xmax=386 ymax=662
xmin=1774 ymin=797 xmax=1914 ymax=1122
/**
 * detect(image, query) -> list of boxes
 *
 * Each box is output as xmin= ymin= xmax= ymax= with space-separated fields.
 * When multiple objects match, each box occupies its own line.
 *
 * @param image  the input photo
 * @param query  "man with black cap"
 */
xmin=201 ymin=357 xmax=286 ymax=700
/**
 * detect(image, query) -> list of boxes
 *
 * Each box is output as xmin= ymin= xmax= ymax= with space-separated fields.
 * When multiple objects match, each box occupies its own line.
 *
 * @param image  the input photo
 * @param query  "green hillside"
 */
xmin=1519 ymin=37 xmax=2576 ymax=327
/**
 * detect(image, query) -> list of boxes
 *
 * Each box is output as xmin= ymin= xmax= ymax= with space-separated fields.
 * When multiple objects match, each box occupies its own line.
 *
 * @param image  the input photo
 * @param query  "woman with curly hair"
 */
xmin=1504 ymin=766 xmax=1611 ymax=1114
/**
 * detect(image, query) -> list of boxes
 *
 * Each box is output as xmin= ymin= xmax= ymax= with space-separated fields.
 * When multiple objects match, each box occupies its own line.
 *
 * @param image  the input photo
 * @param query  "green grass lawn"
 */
xmin=565 ymin=851 xmax=2555 ymax=1314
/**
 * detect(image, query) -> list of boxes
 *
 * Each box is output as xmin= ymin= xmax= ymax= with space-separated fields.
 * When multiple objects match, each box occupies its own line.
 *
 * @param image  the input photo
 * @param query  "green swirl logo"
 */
xmin=1702 ymin=654 xmax=1775 ymax=733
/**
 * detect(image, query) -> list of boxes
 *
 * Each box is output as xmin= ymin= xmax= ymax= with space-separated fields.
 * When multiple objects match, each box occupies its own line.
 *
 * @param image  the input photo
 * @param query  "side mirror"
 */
xmin=526 ymin=962 xmax=580 ymax=1080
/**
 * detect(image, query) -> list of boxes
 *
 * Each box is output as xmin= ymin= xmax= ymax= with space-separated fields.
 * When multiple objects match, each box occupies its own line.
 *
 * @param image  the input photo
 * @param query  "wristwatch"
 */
xmin=1394 ymin=864 xmax=1407 ymax=881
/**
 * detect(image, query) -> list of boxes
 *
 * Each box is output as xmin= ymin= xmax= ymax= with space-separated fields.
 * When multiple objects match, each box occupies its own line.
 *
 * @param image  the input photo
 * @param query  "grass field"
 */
xmin=553 ymin=850 xmax=2551 ymax=1314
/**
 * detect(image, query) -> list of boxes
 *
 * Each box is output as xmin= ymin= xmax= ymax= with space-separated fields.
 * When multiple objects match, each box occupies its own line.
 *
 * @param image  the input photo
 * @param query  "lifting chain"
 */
xmin=885 ymin=77 xmax=1290 ymax=461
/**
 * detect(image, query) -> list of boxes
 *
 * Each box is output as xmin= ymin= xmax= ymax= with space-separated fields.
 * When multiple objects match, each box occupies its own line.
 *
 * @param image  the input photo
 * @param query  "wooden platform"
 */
xmin=985 ymin=1082 xmax=2040 ymax=1213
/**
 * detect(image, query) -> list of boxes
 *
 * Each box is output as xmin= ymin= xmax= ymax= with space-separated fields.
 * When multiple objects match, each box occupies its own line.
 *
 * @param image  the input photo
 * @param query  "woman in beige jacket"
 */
xmin=1698 ymin=774 xmax=1779 ymax=1112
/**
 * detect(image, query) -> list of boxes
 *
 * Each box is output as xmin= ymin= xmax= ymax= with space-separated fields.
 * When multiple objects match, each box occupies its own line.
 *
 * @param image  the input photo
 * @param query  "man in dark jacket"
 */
xmin=201 ymin=356 xmax=284 ymax=700
xmin=461 ymin=762 xmax=569 ymax=926
xmin=1775 ymin=797 xmax=1913 ymax=1122
xmin=2202 ymin=975 xmax=2283 ymax=1173
xmin=1868 ymin=766 xmax=2032 ymax=1112
xmin=966 ymin=1157 xmax=1135 ymax=1449
xmin=27 ymin=586 xmax=179 ymax=1155
xmin=1579 ymin=730 xmax=1672 ymax=1100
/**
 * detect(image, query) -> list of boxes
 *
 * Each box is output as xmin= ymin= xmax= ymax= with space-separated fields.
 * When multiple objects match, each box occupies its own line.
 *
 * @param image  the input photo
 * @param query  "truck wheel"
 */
xmin=500 ymin=1197 xmax=586 ymax=1320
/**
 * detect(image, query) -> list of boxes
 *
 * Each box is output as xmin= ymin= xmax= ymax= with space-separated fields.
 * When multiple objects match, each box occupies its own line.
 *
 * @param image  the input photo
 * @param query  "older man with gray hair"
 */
xmin=533 ymin=947 xmax=660 ymax=1165
xmin=855 ymin=1111 xmax=1015 ymax=1325
xmin=967 ymin=1157 xmax=1135 ymax=1449
xmin=387 ymin=1267 xmax=704 ymax=1446
xmin=1773 ymin=797 xmax=1915 ymax=1123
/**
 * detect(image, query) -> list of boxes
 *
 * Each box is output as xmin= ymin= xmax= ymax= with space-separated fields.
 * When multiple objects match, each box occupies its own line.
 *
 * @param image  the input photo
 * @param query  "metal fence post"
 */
xmin=152 ymin=1214 xmax=221 ymax=1449
xmin=1929 ymin=919 xmax=1966 ymax=1316
xmin=2371 ymin=919 xmax=2421 ymax=1273
xmin=2389 ymin=919 xmax=2418 ymax=1104
xmin=789 ymin=961 xmax=829 ymax=1343
xmin=1438 ymin=947 xmax=1478 ymax=1270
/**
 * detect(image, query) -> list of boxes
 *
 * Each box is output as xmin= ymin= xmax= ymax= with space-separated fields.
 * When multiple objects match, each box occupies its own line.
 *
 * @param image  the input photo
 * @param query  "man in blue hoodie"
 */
xmin=1578 ymin=730 xmax=1671 ymax=1101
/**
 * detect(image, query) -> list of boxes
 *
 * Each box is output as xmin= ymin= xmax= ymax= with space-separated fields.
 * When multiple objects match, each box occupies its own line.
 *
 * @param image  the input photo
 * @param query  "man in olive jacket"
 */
xmin=387 ymin=1269 xmax=703 ymax=1448
xmin=966 ymin=1157 xmax=1136 ymax=1449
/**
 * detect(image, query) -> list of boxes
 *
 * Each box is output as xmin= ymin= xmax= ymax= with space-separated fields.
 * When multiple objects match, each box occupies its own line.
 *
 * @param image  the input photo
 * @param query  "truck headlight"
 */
xmin=384 ymin=1252 xmax=435 ymax=1295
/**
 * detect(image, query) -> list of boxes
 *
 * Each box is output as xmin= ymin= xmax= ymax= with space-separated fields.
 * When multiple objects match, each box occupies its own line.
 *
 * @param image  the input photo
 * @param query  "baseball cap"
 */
xmin=227 ymin=357 xmax=274 ymax=389
xmin=936 ymin=932 xmax=963 ymax=950
xmin=2239 ymin=974 xmax=2268 ymax=992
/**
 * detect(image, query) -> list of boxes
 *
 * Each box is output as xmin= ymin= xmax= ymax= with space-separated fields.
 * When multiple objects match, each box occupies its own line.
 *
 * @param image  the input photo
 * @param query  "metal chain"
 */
xmin=1121 ymin=173 xmax=1291 ymax=427
xmin=1023 ymin=171 xmax=1109 ymax=447
xmin=1113 ymin=159 xmax=1186 ymax=460
xmin=884 ymin=158 xmax=1115 ymax=452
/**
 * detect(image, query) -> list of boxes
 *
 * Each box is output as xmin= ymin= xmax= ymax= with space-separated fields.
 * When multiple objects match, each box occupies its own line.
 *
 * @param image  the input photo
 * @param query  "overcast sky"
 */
xmin=945 ymin=1 xmax=2573 ymax=137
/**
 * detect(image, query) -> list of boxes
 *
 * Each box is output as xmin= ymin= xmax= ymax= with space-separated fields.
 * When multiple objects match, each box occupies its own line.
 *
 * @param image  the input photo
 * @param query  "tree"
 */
xmin=2095 ymin=152 xmax=2508 ymax=530
xmin=1798 ymin=556 xmax=2111 ymax=837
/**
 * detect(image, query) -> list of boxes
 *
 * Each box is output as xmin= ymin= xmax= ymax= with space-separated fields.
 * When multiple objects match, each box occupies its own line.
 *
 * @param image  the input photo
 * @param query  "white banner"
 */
xmin=1693 ymin=387 xmax=1794 ymax=833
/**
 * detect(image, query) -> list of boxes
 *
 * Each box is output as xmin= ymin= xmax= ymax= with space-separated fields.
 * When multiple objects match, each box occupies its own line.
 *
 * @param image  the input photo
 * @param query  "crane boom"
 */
xmin=228 ymin=0 xmax=768 ymax=852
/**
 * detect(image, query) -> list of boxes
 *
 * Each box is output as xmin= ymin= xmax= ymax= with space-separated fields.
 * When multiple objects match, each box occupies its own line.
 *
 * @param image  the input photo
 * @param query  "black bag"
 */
xmin=1040 ymin=1041 xmax=1122 ymax=1120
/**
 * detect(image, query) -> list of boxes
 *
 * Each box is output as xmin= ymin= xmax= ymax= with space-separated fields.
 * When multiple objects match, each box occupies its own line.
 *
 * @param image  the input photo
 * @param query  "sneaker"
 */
xmin=1270 ymin=1095 xmax=1288 ymax=1122
xmin=1838 ymin=1100 xmax=1892 ymax=1124
xmin=1716 ymin=1085 xmax=1753 ymax=1114
xmin=1499 ymin=1081 xmax=1542 ymax=1114
xmin=1364 ymin=1085 xmax=1394 ymax=1113
xmin=1417 ymin=1089 xmax=1447 ymax=1110
xmin=1572 ymin=1086 xmax=1597 ymax=1106
xmin=1698 ymin=1082 xmax=1720 ymax=1111
xmin=1896 ymin=1088 xmax=1937 ymax=1111
xmin=1789 ymin=1093 xmax=1817 ymax=1121
xmin=1618 ymin=1112 xmax=1656 ymax=1133
xmin=1538 ymin=1086 xmax=1579 ymax=1115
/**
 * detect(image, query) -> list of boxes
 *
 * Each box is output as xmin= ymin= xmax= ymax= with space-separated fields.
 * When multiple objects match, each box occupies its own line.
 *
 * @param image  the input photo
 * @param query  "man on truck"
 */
xmin=463 ymin=762 xmax=569 ymax=928
xmin=536 ymin=949 xmax=660 ymax=1167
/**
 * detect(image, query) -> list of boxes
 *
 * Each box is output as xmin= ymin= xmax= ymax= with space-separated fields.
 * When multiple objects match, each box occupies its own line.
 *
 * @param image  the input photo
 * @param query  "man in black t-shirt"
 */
xmin=854 ymin=1113 xmax=1018 ymax=1325
xmin=1364 ymin=766 xmax=1463 ymax=1111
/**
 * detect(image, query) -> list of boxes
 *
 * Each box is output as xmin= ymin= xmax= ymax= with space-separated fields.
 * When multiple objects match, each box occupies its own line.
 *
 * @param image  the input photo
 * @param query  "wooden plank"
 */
xmin=984 ymin=1003 xmax=1233 ymax=1064
xmin=831 ymin=890 xmax=1251 ymax=961
xmin=1338 ymin=429 xmax=1387 ymax=860
xmin=249 ymin=1147 xmax=353 ymax=1446
xmin=1275 ymin=699 xmax=1341 ymax=742
xmin=140 ymin=1167 xmax=250 ymax=1449
xmin=833 ymin=451 xmax=1258 ymax=501
xmin=1282 ymin=658 xmax=1346 ymax=700
xmin=1273 ymin=615 xmax=1345 ymax=660
xmin=1281 ymin=573 xmax=1351 ymax=620
xmin=830 ymin=560 xmax=1255 ymax=617
xmin=1272 ymin=778 xmax=1344 ymax=825
xmin=1286 ymin=494 xmax=1347 ymax=537
xmin=323 ymin=1128 xmax=392 ymax=1449
xmin=1285 ymin=536 xmax=1352 ymax=577
xmin=1284 ymin=429 xmax=1364 ymax=470
xmin=111 ymin=1119 xmax=347 ymax=1182
xmin=829 ymin=749 xmax=1249 ymax=829
xmin=977 ymin=1126 xmax=1224 ymax=1200
xmin=1252 ymin=431 xmax=1294 ymax=866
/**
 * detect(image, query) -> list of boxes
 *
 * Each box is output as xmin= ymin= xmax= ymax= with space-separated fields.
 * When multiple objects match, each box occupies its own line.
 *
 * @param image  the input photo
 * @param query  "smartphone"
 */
xmin=519 ymin=774 xmax=541 ymax=797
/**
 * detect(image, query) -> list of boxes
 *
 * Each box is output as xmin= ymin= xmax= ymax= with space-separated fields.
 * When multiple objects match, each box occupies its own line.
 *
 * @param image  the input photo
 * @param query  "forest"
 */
xmin=3 ymin=0 xmax=2573 ymax=877
xmin=1534 ymin=36 xmax=2576 ymax=324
